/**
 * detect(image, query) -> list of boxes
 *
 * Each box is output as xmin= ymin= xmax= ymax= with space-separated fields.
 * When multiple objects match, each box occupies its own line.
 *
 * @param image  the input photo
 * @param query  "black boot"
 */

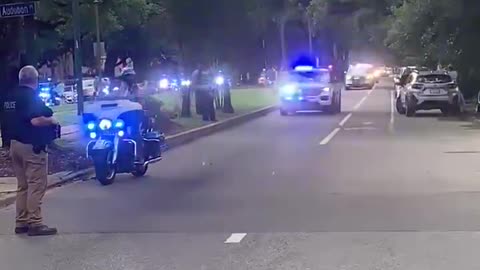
xmin=28 ymin=225 xmax=58 ymax=236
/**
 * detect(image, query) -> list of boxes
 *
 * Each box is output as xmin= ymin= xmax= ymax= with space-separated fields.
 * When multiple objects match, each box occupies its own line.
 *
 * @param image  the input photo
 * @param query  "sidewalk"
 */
xmin=0 ymin=169 xmax=92 ymax=207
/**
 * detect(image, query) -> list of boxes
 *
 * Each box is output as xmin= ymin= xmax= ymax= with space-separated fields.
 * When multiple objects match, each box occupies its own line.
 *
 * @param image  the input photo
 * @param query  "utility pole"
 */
xmin=72 ymin=0 xmax=84 ymax=115
xmin=93 ymin=0 xmax=102 ymax=78
xmin=307 ymin=18 xmax=313 ymax=57
xmin=262 ymin=38 xmax=267 ymax=68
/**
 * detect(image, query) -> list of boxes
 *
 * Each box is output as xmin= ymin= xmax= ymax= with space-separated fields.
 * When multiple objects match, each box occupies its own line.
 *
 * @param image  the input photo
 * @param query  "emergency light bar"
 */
xmin=294 ymin=65 xmax=314 ymax=72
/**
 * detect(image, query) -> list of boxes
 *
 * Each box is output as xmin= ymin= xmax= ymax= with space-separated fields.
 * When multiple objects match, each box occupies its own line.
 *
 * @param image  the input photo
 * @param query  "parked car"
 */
xmin=396 ymin=70 xmax=461 ymax=117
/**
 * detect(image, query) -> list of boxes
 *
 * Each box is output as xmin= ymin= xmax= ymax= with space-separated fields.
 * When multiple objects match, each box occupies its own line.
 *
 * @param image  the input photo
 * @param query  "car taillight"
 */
xmin=412 ymin=83 xmax=423 ymax=90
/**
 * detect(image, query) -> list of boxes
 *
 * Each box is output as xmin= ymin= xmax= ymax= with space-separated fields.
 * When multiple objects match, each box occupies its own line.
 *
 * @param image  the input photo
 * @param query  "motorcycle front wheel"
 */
xmin=93 ymin=152 xmax=116 ymax=185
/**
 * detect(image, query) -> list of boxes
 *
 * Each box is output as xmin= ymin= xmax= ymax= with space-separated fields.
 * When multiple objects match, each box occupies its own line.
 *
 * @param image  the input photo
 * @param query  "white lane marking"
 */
xmin=225 ymin=233 xmax=247 ymax=244
xmin=344 ymin=127 xmax=377 ymax=131
xmin=319 ymin=127 xmax=341 ymax=145
xmin=353 ymin=95 xmax=368 ymax=111
xmin=389 ymin=90 xmax=395 ymax=132
xmin=368 ymin=89 xmax=374 ymax=95
xmin=339 ymin=113 xmax=353 ymax=127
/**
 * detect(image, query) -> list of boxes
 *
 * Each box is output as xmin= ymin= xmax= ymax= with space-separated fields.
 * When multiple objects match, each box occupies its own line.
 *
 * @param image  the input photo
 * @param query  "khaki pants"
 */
xmin=10 ymin=140 xmax=48 ymax=227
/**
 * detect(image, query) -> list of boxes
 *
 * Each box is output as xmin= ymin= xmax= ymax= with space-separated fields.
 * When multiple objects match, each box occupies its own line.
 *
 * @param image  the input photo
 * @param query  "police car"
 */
xmin=278 ymin=65 xmax=341 ymax=115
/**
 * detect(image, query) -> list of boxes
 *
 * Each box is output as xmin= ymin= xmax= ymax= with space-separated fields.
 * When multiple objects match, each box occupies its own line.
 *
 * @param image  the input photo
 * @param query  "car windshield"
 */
xmin=288 ymin=70 xmax=330 ymax=83
xmin=348 ymin=65 xmax=374 ymax=75
xmin=417 ymin=74 xmax=452 ymax=83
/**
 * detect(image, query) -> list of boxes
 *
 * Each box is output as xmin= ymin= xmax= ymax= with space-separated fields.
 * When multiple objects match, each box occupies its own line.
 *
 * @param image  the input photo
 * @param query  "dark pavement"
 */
xmin=2 ymin=79 xmax=480 ymax=269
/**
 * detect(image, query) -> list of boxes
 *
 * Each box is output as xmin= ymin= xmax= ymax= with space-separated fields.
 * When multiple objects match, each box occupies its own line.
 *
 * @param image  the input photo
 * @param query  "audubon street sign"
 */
xmin=0 ymin=2 xmax=35 ymax=19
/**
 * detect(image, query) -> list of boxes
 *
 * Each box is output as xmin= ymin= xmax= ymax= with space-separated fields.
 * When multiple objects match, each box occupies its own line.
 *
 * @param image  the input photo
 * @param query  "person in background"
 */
xmin=2 ymin=66 xmax=59 ymax=236
xmin=191 ymin=64 xmax=217 ymax=122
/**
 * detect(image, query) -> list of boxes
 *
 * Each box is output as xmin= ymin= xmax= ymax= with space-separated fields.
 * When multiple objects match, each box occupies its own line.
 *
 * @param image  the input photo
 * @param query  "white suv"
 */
xmin=396 ymin=70 xmax=461 ymax=117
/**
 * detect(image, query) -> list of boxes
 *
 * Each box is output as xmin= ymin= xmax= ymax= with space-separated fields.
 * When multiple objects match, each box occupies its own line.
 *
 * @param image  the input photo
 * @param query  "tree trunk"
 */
xmin=181 ymin=87 xmax=192 ymax=118
xmin=222 ymin=85 xmax=234 ymax=114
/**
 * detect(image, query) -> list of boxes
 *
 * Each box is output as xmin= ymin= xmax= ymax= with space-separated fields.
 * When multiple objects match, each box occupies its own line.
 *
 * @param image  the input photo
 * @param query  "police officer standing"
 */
xmin=192 ymin=64 xmax=217 ymax=122
xmin=2 ymin=66 xmax=59 ymax=236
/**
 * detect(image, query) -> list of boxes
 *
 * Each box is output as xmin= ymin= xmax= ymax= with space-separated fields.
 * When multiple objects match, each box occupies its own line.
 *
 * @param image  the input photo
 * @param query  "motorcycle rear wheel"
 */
xmin=131 ymin=164 xmax=148 ymax=177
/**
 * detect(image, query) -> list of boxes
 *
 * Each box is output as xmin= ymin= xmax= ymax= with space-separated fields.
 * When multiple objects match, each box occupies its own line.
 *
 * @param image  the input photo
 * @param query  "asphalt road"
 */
xmin=3 ymin=79 xmax=480 ymax=269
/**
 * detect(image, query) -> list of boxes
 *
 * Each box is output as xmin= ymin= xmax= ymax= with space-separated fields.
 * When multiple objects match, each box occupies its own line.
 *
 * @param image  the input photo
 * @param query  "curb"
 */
xmin=0 ymin=106 xmax=276 ymax=208
xmin=166 ymin=105 xmax=277 ymax=148
xmin=0 ymin=168 xmax=94 ymax=208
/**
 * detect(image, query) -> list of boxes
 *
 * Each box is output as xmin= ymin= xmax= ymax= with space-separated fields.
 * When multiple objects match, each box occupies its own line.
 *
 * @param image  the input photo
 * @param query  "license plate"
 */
xmin=429 ymin=89 xmax=441 ymax=94
xmin=93 ymin=140 xmax=110 ymax=149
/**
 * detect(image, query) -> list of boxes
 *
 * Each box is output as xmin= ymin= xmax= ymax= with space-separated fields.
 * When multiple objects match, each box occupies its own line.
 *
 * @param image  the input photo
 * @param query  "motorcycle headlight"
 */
xmin=215 ymin=76 xmax=225 ymax=86
xmin=159 ymin=79 xmax=169 ymax=89
xmin=98 ymin=119 xmax=112 ymax=130
xmin=280 ymin=84 xmax=298 ymax=96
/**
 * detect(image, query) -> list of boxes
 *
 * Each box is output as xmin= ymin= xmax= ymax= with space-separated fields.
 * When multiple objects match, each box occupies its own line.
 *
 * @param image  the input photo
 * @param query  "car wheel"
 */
xmin=325 ymin=97 xmax=338 ymax=115
xmin=336 ymin=94 xmax=342 ymax=113
xmin=405 ymin=100 xmax=416 ymax=117
xmin=345 ymin=86 xmax=351 ymax=91
xmin=396 ymin=97 xmax=406 ymax=115
xmin=440 ymin=107 xmax=449 ymax=115
xmin=280 ymin=109 xmax=288 ymax=116
xmin=477 ymin=105 xmax=480 ymax=114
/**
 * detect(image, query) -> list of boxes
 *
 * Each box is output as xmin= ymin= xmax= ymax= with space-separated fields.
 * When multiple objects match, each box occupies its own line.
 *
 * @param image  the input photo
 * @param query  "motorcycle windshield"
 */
xmin=95 ymin=85 xmax=132 ymax=101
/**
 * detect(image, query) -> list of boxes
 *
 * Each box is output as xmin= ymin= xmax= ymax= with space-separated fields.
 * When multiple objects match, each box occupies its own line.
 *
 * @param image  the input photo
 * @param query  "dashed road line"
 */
xmin=224 ymin=233 xmax=247 ymax=244
xmin=319 ymin=128 xmax=341 ymax=145
xmin=353 ymin=95 xmax=368 ymax=111
xmin=320 ymin=90 xmax=373 ymax=145
xmin=339 ymin=113 xmax=353 ymax=127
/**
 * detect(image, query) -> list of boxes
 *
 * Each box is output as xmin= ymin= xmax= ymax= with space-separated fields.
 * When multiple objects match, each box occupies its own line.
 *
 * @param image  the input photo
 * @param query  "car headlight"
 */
xmin=39 ymin=92 xmax=50 ymax=98
xmin=215 ymin=76 xmax=225 ymax=86
xmin=159 ymin=79 xmax=169 ymax=89
xmin=367 ymin=74 xmax=374 ymax=80
xmin=98 ymin=119 xmax=112 ymax=130
xmin=181 ymin=80 xmax=191 ymax=86
xmin=322 ymin=87 xmax=330 ymax=92
xmin=280 ymin=84 xmax=298 ymax=96
xmin=346 ymin=75 xmax=352 ymax=81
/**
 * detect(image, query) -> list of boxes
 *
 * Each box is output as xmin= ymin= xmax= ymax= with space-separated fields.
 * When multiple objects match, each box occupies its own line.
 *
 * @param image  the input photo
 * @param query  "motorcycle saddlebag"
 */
xmin=143 ymin=132 xmax=165 ymax=159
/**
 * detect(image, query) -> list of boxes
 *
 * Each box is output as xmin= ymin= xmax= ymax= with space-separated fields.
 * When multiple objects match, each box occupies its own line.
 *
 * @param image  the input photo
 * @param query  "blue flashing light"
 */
xmin=41 ymin=87 xmax=50 ymax=91
xmin=89 ymin=132 xmax=97 ymax=139
xmin=294 ymin=65 xmax=314 ymax=72
xmin=114 ymin=120 xmax=124 ymax=129
xmin=87 ymin=122 xmax=95 ymax=130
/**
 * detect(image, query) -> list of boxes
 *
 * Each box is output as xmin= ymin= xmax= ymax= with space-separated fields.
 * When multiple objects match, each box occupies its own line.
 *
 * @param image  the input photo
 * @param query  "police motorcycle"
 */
xmin=82 ymin=87 xmax=165 ymax=186
xmin=38 ymin=81 xmax=61 ymax=106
